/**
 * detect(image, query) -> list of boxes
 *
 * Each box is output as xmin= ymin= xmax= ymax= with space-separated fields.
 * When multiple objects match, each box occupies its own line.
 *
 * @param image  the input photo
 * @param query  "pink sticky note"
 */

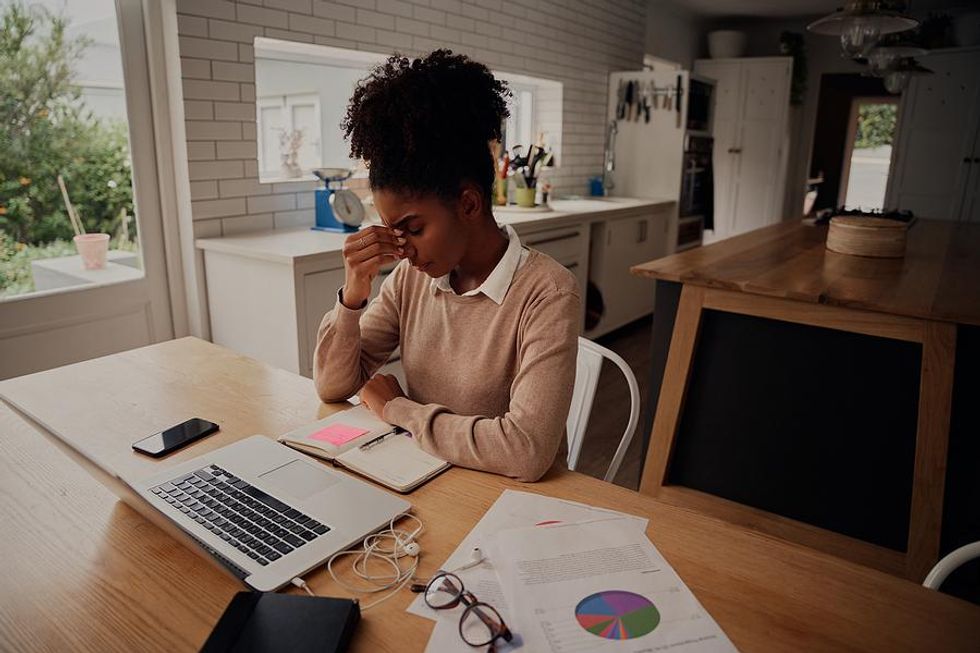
xmin=309 ymin=423 xmax=369 ymax=446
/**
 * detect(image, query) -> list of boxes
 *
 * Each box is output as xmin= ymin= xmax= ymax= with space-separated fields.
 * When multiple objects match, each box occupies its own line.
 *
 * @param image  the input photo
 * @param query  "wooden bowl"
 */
xmin=826 ymin=216 xmax=908 ymax=258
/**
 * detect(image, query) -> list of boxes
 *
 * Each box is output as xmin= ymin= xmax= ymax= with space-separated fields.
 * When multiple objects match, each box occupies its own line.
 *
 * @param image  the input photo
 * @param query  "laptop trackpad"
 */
xmin=258 ymin=459 xmax=339 ymax=501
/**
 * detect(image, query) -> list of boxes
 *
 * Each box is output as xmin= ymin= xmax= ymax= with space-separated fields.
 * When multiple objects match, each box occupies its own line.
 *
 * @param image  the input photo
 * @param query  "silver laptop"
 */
xmin=133 ymin=435 xmax=411 ymax=592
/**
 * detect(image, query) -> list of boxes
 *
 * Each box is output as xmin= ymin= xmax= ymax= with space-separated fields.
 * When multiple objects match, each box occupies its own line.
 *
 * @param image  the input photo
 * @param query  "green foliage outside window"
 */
xmin=855 ymin=104 xmax=897 ymax=150
xmin=0 ymin=1 xmax=136 ymax=247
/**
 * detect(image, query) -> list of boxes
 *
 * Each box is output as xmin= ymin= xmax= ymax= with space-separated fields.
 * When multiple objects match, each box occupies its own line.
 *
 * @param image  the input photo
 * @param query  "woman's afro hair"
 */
xmin=342 ymin=49 xmax=511 ymax=205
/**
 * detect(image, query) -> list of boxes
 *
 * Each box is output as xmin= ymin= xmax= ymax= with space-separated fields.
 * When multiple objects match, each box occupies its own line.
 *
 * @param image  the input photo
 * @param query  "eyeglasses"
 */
xmin=412 ymin=571 xmax=513 ymax=651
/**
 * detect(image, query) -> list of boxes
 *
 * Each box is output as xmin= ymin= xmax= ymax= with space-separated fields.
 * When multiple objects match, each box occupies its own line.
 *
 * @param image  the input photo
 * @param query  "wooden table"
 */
xmin=631 ymin=218 xmax=980 ymax=584
xmin=1 ymin=337 xmax=979 ymax=652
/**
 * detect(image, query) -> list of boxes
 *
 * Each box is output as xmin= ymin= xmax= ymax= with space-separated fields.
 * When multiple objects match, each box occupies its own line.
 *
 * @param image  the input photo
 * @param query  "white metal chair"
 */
xmin=923 ymin=541 xmax=980 ymax=591
xmin=566 ymin=337 xmax=641 ymax=483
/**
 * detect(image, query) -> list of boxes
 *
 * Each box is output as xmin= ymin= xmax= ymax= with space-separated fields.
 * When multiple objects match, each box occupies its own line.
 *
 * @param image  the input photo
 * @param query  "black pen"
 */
xmin=358 ymin=427 xmax=407 ymax=451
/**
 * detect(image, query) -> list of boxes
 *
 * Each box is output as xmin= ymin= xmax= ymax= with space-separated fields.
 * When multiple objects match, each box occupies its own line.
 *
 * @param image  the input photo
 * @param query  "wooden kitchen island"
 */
xmin=630 ymin=218 xmax=980 ymax=592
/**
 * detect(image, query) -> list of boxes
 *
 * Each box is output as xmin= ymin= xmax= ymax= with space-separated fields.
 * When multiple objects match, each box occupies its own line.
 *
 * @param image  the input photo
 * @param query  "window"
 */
xmin=254 ymin=38 xmax=382 ymax=183
xmin=495 ymin=70 xmax=563 ymax=160
xmin=253 ymin=38 xmax=563 ymax=182
xmin=504 ymin=87 xmax=534 ymax=152
xmin=0 ymin=0 xmax=144 ymax=300
xmin=257 ymin=93 xmax=322 ymax=180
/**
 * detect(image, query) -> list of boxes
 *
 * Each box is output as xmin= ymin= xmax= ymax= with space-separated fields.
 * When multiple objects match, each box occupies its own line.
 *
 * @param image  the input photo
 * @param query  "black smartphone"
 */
xmin=132 ymin=417 xmax=219 ymax=457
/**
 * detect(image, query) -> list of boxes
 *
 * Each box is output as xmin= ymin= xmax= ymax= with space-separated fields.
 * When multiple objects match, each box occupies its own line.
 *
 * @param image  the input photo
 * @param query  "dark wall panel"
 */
xmin=667 ymin=309 xmax=921 ymax=551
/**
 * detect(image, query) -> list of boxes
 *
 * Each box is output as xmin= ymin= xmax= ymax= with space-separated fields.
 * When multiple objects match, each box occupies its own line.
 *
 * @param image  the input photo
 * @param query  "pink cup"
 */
xmin=74 ymin=233 xmax=110 ymax=270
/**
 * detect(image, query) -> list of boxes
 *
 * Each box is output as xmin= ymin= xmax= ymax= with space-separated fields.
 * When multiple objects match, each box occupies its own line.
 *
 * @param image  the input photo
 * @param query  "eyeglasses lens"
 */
xmin=460 ymin=602 xmax=505 ymax=646
xmin=425 ymin=573 xmax=462 ymax=609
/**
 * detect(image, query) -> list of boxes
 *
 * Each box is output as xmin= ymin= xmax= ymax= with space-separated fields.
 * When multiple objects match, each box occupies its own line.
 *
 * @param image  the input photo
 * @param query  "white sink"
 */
xmin=551 ymin=198 xmax=637 ymax=212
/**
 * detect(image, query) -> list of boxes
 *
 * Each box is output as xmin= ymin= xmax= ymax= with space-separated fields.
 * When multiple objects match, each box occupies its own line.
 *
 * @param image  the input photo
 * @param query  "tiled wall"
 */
xmin=177 ymin=0 xmax=647 ymax=239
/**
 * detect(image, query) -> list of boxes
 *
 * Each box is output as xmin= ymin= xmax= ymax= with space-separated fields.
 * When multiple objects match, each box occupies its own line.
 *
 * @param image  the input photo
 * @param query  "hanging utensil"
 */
xmin=625 ymin=80 xmax=635 ymax=121
xmin=641 ymin=81 xmax=651 ymax=122
xmin=676 ymin=75 xmax=683 ymax=128
xmin=616 ymin=79 xmax=626 ymax=120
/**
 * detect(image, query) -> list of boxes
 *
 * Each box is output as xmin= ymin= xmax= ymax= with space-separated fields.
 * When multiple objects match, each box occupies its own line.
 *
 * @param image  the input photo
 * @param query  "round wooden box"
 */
xmin=826 ymin=216 xmax=908 ymax=258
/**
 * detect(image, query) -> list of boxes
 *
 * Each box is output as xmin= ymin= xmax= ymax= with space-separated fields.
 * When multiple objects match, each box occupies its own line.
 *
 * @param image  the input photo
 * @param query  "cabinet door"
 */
xmin=599 ymin=213 xmax=663 ymax=331
xmin=732 ymin=60 xmax=790 ymax=235
xmin=301 ymin=267 xmax=347 ymax=378
xmin=695 ymin=60 xmax=743 ymax=239
xmin=520 ymin=224 xmax=588 ymax=298
xmin=886 ymin=50 xmax=980 ymax=220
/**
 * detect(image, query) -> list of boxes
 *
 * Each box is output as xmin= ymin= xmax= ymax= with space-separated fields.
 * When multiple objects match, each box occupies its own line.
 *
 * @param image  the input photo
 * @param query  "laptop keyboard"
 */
xmin=150 ymin=464 xmax=331 ymax=567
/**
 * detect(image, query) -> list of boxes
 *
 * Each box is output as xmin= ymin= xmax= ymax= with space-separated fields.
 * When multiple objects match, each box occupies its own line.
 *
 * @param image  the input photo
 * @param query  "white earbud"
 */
xmin=450 ymin=547 xmax=485 ymax=573
xmin=404 ymin=541 xmax=421 ymax=557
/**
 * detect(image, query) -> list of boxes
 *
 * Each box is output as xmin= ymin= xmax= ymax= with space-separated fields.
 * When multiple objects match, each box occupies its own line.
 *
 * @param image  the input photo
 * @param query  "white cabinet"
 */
xmin=586 ymin=204 xmax=671 ymax=338
xmin=695 ymin=57 xmax=792 ymax=241
xmin=517 ymin=222 xmax=589 ymax=326
xmin=885 ymin=47 xmax=980 ymax=222
xmin=298 ymin=263 xmax=395 ymax=378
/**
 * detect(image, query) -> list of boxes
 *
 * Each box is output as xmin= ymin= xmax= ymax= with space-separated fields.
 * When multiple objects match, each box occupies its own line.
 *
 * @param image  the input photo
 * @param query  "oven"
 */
xmin=680 ymin=135 xmax=713 ymax=221
xmin=686 ymin=78 xmax=713 ymax=133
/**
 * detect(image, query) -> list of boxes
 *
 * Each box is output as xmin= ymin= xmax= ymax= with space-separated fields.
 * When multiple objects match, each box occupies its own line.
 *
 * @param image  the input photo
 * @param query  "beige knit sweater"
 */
xmin=313 ymin=249 xmax=581 ymax=482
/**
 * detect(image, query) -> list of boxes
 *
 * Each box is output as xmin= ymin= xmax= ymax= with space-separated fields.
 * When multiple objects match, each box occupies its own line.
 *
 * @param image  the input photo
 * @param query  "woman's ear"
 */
xmin=458 ymin=183 xmax=486 ymax=224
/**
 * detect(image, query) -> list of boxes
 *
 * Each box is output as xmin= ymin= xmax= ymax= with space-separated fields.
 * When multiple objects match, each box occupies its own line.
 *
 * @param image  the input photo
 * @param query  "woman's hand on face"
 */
xmin=358 ymin=374 xmax=406 ymax=419
xmin=341 ymin=226 xmax=406 ymax=307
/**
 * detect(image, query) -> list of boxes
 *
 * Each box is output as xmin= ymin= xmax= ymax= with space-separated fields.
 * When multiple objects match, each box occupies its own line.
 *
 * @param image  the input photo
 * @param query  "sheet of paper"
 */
xmin=491 ymin=518 xmax=739 ymax=653
xmin=408 ymin=490 xmax=647 ymax=627
xmin=308 ymin=423 xmax=368 ymax=445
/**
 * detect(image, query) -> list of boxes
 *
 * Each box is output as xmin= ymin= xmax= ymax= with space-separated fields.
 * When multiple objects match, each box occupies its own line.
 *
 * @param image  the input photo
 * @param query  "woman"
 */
xmin=314 ymin=50 xmax=580 ymax=482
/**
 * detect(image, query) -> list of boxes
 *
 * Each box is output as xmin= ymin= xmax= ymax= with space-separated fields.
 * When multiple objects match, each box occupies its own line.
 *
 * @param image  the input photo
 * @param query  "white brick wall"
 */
xmin=177 ymin=0 xmax=646 ymax=238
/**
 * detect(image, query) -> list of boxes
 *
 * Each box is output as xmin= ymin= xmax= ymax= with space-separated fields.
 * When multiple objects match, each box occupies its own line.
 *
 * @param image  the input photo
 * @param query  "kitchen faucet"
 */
xmin=603 ymin=119 xmax=617 ymax=194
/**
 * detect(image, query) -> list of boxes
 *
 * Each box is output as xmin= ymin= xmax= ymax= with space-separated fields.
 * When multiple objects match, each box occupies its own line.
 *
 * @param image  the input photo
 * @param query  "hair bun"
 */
xmin=342 ymin=49 xmax=511 ymax=204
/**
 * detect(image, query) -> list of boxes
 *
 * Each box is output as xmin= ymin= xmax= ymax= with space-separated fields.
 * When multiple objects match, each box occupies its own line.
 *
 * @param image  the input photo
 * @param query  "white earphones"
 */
xmin=324 ymin=513 xmax=425 ymax=610
xmin=450 ymin=546 xmax=486 ymax=573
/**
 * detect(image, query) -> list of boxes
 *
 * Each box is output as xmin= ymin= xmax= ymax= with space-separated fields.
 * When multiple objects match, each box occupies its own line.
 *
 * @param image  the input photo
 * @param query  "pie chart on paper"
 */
xmin=574 ymin=590 xmax=660 ymax=640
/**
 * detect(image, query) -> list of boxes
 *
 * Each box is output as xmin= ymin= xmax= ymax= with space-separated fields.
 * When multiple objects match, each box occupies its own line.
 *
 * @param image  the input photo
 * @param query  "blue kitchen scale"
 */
xmin=312 ymin=167 xmax=365 ymax=233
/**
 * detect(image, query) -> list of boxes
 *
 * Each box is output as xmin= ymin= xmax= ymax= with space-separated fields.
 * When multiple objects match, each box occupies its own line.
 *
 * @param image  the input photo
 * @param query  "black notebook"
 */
xmin=201 ymin=592 xmax=359 ymax=653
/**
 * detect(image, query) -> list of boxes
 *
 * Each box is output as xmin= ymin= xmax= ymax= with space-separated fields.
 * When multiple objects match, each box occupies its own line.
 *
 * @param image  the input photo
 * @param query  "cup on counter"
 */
xmin=515 ymin=187 xmax=536 ymax=207
xmin=74 ymin=233 xmax=110 ymax=269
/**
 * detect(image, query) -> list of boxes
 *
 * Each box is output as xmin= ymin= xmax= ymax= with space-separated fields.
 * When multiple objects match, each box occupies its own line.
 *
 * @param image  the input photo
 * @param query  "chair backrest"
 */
xmin=923 ymin=541 xmax=980 ymax=591
xmin=566 ymin=337 xmax=641 ymax=483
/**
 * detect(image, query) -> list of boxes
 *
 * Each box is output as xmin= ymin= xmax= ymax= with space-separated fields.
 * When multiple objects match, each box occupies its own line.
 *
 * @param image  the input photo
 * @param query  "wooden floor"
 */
xmin=575 ymin=316 xmax=653 ymax=490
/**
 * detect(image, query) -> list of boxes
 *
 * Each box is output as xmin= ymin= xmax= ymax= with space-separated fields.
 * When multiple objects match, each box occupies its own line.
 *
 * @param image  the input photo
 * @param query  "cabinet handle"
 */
xmin=965 ymin=157 xmax=972 ymax=163
xmin=527 ymin=231 xmax=580 ymax=247
xmin=638 ymin=220 xmax=648 ymax=243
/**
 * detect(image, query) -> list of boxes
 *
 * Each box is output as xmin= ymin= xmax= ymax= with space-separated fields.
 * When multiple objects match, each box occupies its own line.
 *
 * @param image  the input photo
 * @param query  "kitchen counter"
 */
xmin=195 ymin=197 xmax=674 ymax=264
xmin=195 ymin=196 xmax=676 ymax=381
xmin=629 ymin=218 xmax=979 ymax=592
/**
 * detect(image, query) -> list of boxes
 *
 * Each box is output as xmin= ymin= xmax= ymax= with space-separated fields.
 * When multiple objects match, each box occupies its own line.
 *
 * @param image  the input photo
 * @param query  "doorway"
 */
xmin=808 ymin=74 xmax=893 ymax=213
xmin=840 ymin=98 xmax=899 ymax=210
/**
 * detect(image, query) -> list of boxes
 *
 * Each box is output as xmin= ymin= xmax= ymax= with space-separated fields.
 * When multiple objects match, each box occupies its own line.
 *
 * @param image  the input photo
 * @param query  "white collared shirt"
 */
xmin=431 ymin=224 xmax=529 ymax=305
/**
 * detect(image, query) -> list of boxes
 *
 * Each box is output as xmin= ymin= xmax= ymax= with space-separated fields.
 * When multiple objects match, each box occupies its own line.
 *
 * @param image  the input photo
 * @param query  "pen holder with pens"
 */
xmin=493 ymin=140 xmax=555 ymax=208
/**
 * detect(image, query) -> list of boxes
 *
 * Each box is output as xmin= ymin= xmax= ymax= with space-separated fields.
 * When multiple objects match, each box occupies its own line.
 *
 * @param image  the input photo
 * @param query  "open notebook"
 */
xmin=278 ymin=405 xmax=450 ymax=493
